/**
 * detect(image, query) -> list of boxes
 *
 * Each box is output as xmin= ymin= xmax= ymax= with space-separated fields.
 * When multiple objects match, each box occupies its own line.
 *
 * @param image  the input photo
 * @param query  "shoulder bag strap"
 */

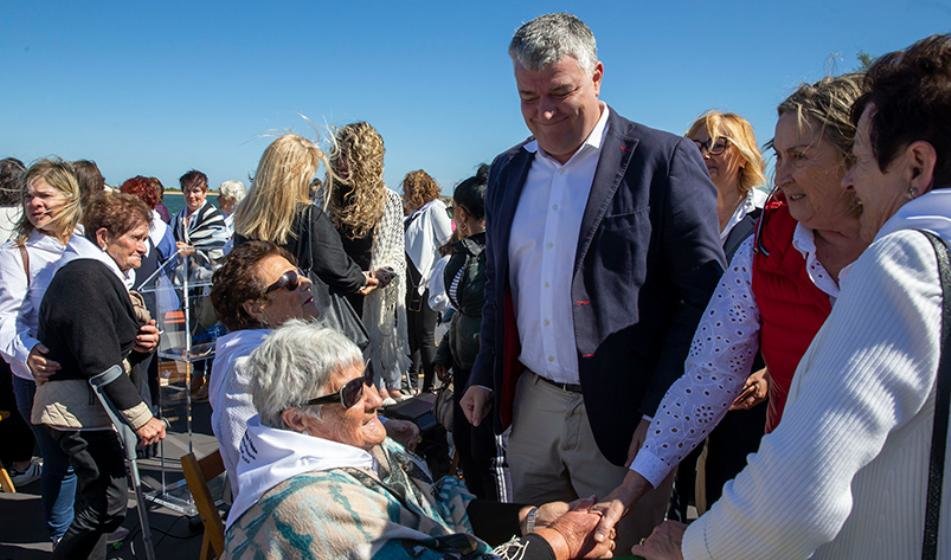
xmin=921 ymin=230 xmax=950 ymax=560
xmin=17 ymin=242 xmax=30 ymax=288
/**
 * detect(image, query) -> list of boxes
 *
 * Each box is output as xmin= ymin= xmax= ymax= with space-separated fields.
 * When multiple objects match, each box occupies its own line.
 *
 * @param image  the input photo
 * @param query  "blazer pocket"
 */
xmin=596 ymin=207 xmax=651 ymax=281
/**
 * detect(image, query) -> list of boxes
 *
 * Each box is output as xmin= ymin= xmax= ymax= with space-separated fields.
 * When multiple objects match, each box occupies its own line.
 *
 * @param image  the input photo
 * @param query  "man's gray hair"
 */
xmin=508 ymin=13 xmax=598 ymax=75
xmin=247 ymin=320 xmax=364 ymax=428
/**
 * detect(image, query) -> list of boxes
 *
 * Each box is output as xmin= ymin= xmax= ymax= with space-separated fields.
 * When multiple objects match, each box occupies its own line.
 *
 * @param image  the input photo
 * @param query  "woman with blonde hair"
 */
xmin=686 ymin=111 xmax=768 ymax=258
xmin=326 ymin=121 xmax=410 ymax=403
xmin=0 ymin=159 xmax=82 ymax=543
xmin=233 ymin=133 xmax=376 ymax=298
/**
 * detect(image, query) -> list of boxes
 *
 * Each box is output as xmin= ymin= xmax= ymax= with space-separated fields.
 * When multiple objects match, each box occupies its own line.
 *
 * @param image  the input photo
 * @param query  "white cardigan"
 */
xmin=683 ymin=190 xmax=951 ymax=559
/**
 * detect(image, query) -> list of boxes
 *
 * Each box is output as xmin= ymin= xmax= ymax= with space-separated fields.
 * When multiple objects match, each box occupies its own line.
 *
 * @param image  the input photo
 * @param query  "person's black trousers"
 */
xmin=406 ymin=289 xmax=438 ymax=392
xmin=49 ymin=429 xmax=128 ymax=560
xmin=452 ymin=368 xmax=502 ymax=501
xmin=0 ymin=362 xmax=34 ymax=466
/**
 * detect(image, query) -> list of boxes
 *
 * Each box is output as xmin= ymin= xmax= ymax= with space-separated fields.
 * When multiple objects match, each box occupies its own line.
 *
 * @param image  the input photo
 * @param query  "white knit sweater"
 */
xmin=683 ymin=190 xmax=951 ymax=559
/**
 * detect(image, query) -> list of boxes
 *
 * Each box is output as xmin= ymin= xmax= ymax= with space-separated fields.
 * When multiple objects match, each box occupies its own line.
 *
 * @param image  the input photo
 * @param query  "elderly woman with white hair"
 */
xmin=225 ymin=321 xmax=616 ymax=560
xmin=217 ymin=179 xmax=246 ymax=236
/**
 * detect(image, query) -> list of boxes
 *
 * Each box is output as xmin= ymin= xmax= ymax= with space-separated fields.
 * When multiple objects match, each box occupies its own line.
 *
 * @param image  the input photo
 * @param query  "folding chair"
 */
xmin=181 ymin=450 xmax=225 ymax=560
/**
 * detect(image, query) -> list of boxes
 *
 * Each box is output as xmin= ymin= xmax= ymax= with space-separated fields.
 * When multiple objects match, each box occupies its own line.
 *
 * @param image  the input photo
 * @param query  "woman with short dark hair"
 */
xmin=33 ymin=192 xmax=167 ymax=560
xmin=209 ymin=240 xmax=319 ymax=494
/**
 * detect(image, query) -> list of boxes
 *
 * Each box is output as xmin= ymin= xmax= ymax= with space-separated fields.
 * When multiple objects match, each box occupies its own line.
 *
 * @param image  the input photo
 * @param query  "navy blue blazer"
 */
xmin=469 ymin=108 xmax=726 ymax=466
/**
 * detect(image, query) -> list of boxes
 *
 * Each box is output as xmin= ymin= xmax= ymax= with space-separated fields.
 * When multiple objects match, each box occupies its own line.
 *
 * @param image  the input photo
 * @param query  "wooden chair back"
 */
xmin=181 ymin=450 xmax=226 ymax=559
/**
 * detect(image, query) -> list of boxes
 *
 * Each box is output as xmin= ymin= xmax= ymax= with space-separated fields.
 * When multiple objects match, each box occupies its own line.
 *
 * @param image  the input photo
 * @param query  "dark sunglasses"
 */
xmin=691 ymin=137 xmax=730 ymax=156
xmin=304 ymin=360 xmax=374 ymax=409
xmin=264 ymin=269 xmax=306 ymax=295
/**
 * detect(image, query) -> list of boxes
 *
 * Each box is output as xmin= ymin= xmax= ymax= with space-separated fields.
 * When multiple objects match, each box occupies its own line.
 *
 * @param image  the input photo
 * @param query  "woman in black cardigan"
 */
xmin=33 ymin=193 xmax=167 ymax=560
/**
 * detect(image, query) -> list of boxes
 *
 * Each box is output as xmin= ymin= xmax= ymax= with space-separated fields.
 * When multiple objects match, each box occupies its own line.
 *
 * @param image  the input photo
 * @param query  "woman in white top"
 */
xmin=673 ymin=111 xmax=769 ymax=514
xmin=0 ymin=159 xmax=81 ymax=542
xmin=630 ymin=33 xmax=951 ymax=560
xmin=402 ymin=169 xmax=453 ymax=393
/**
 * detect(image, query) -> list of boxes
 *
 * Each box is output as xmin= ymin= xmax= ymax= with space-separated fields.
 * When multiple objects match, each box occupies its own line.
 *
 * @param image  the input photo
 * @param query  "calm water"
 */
xmin=161 ymin=192 xmax=218 ymax=217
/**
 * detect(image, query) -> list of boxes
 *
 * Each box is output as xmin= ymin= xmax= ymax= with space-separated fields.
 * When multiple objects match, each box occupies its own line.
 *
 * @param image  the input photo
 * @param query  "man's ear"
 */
xmin=591 ymin=61 xmax=604 ymax=96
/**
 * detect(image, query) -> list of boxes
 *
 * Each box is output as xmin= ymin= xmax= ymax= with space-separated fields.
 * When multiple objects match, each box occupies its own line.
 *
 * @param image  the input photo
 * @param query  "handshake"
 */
xmin=520 ymin=497 xmax=617 ymax=559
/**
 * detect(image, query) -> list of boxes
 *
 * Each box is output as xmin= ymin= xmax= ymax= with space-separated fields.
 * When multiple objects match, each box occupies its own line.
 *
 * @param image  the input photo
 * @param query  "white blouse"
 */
xmin=720 ymin=188 xmax=767 ymax=241
xmin=631 ymin=224 xmax=839 ymax=487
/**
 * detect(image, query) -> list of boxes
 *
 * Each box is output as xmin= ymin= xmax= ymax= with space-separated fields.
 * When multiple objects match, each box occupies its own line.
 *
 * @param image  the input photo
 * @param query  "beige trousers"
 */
xmin=507 ymin=371 xmax=673 ymax=551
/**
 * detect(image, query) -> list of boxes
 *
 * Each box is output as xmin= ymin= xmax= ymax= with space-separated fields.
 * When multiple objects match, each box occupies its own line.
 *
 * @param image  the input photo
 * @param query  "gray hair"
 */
xmin=508 ymin=13 xmax=598 ymax=75
xmin=247 ymin=320 xmax=364 ymax=428
xmin=218 ymin=179 xmax=247 ymax=203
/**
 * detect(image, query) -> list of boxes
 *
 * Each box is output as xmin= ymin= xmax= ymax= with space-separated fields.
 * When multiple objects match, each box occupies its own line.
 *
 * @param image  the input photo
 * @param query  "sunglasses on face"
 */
xmin=692 ymin=137 xmax=730 ymax=156
xmin=264 ymin=269 xmax=306 ymax=295
xmin=304 ymin=360 xmax=374 ymax=409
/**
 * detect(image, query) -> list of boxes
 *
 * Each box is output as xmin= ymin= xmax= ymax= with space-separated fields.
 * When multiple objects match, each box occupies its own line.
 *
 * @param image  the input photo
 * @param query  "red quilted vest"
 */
xmin=751 ymin=194 xmax=832 ymax=432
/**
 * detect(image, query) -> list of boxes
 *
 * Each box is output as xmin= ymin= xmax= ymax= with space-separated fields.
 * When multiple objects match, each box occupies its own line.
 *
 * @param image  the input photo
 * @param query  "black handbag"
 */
xmin=921 ymin=230 xmax=950 ymax=560
xmin=295 ymin=205 xmax=370 ymax=352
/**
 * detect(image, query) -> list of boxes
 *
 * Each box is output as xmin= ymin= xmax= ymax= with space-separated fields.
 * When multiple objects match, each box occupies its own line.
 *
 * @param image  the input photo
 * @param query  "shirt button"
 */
xmin=544 ymin=282 xmax=550 ymax=288
xmin=552 ymin=204 xmax=559 ymax=211
xmin=544 ymin=319 xmax=551 ymax=326
xmin=548 ymin=356 xmax=555 ymax=363
xmin=546 ymin=242 xmax=554 ymax=249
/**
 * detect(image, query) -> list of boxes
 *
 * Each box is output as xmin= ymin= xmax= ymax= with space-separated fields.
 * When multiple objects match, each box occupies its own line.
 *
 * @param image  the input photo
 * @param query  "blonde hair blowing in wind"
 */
xmin=234 ymin=133 xmax=332 ymax=245
xmin=327 ymin=121 xmax=386 ymax=240
xmin=17 ymin=158 xmax=83 ymax=245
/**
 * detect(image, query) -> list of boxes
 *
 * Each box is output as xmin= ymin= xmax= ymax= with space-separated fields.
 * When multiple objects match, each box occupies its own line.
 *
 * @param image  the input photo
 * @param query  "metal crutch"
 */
xmin=89 ymin=365 xmax=159 ymax=560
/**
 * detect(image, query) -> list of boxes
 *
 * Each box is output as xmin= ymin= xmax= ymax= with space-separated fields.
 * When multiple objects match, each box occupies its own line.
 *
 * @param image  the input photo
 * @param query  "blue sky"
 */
xmin=2 ymin=1 xmax=947 ymax=194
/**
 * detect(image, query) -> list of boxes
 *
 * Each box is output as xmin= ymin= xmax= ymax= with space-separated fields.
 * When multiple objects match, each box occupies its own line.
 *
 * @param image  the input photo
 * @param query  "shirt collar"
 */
xmin=523 ymin=102 xmax=611 ymax=166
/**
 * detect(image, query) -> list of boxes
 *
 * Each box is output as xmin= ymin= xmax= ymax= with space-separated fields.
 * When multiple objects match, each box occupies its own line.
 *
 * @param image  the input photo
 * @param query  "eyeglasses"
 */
xmin=303 ymin=360 xmax=374 ymax=409
xmin=264 ymin=269 xmax=305 ymax=295
xmin=691 ymin=137 xmax=730 ymax=156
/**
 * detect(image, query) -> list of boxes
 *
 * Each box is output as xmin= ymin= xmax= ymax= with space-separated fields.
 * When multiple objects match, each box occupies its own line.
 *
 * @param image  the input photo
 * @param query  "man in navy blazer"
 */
xmin=460 ymin=13 xmax=724 ymax=545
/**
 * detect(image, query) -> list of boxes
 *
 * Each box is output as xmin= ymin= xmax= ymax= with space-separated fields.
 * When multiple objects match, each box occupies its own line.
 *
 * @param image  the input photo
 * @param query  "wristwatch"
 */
xmin=524 ymin=506 xmax=539 ymax=535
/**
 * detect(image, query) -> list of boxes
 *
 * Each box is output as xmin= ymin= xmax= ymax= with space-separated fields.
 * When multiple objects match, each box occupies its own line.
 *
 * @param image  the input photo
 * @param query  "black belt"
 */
xmin=535 ymin=374 xmax=583 ymax=394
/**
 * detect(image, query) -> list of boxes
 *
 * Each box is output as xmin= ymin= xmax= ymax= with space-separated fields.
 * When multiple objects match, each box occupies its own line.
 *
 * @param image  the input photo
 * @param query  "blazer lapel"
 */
xmin=494 ymin=148 xmax=535 ymax=270
xmin=574 ymin=109 xmax=639 ymax=271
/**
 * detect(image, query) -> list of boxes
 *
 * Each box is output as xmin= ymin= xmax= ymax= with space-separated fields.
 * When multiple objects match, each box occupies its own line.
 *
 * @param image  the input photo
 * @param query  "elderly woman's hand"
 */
xmin=27 ymin=343 xmax=61 ymax=384
xmin=630 ymin=520 xmax=686 ymax=560
xmin=135 ymin=416 xmax=167 ymax=446
xmin=533 ymin=502 xmax=615 ymax=559
xmin=134 ymin=320 xmax=161 ymax=354
xmin=384 ymin=419 xmax=421 ymax=451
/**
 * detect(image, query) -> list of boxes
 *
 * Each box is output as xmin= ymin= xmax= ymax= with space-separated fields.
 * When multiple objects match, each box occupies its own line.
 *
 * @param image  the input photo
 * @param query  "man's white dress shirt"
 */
xmin=508 ymin=104 xmax=610 ymax=385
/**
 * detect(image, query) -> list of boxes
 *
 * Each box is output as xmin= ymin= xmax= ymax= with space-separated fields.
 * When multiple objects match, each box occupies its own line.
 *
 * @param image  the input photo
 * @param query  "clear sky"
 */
xmin=2 ymin=1 xmax=947 ymax=194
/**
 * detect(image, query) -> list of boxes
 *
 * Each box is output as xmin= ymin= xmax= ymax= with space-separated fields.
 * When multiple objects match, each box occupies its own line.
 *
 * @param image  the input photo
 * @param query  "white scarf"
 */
xmin=148 ymin=210 xmax=169 ymax=254
xmin=225 ymin=415 xmax=376 ymax=529
xmin=58 ymin=234 xmax=134 ymax=289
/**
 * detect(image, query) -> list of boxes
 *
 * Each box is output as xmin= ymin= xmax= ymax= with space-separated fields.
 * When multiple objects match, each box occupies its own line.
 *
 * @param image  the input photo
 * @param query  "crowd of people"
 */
xmin=0 ymin=11 xmax=949 ymax=560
